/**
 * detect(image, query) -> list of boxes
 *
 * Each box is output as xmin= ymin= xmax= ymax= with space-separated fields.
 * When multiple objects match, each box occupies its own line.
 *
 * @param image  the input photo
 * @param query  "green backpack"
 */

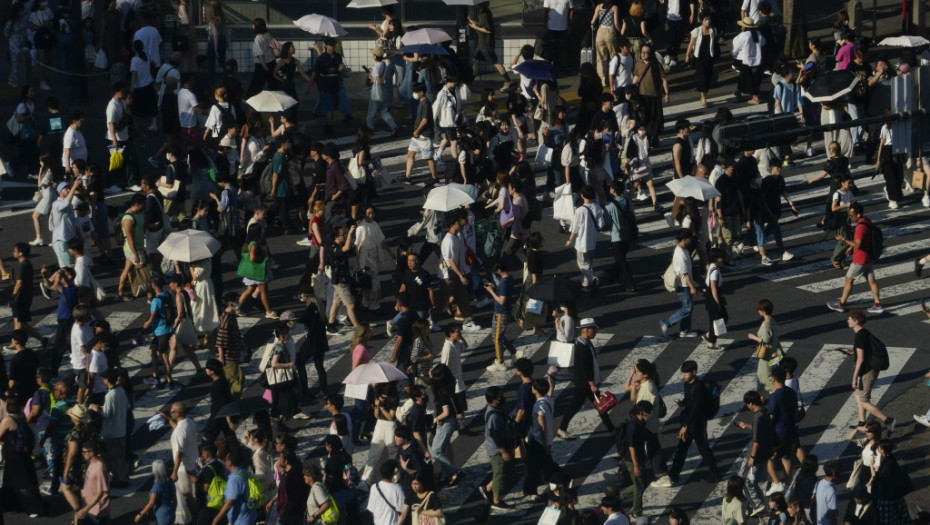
xmin=205 ymin=464 xmax=226 ymax=510
xmin=233 ymin=471 xmax=268 ymax=511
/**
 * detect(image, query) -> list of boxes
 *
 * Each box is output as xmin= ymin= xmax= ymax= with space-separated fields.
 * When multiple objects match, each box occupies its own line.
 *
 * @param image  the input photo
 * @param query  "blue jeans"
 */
xmin=663 ymin=287 xmax=693 ymax=332
xmin=430 ymin=420 xmax=456 ymax=477
xmin=391 ymin=310 xmax=429 ymax=325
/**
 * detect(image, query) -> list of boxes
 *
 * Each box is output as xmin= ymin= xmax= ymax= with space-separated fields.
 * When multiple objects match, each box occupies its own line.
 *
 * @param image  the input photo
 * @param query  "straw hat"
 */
xmin=66 ymin=403 xmax=91 ymax=423
xmin=737 ymin=16 xmax=759 ymax=29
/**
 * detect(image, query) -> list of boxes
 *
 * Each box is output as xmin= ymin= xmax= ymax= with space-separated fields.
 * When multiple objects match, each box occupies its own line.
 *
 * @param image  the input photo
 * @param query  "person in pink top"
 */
xmin=351 ymin=323 xmax=372 ymax=369
xmin=834 ymin=30 xmax=857 ymax=71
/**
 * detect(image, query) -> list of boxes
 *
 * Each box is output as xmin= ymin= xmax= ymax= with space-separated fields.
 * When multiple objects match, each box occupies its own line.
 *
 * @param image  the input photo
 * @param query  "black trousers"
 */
xmin=880 ymin=150 xmax=904 ymax=202
xmin=668 ymin=420 xmax=718 ymax=480
xmin=559 ymin=385 xmax=615 ymax=432
xmin=609 ymin=241 xmax=633 ymax=288
xmin=296 ymin=338 xmax=328 ymax=395
xmin=641 ymin=94 xmax=664 ymax=146
xmin=49 ymin=318 xmax=73 ymax=377
xmin=524 ymin=437 xmax=557 ymax=495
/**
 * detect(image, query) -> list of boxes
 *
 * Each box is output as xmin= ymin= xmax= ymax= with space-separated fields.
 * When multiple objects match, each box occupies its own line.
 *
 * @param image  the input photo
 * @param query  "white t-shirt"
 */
xmin=440 ymin=340 xmax=465 ymax=393
xmin=253 ymin=33 xmax=275 ymax=64
xmin=155 ymin=63 xmax=180 ymax=105
xmin=130 ymin=56 xmax=154 ymax=88
xmin=366 ymin=481 xmax=405 ymax=525
xmin=672 ymin=244 xmax=693 ymax=288
xmin=62 ymin=127 xmax=87 ymax=169
xmin=204 ymin=102 xmax=236 ymax=139
xmin=543 ymin=0 xmax=573 ymax=31
xmin=105 ymin=98 xmax=129 ymax=142
xmin=132 ymin=26 xmax=163 ymax=67
xmin=879 ymin=125 xmax=893 ymax=147
xmin=731 ymin=31 xmax=765 ymax=67
xmin=440 ymin=232 xmax=468 ymax=279
xmin=177 ymin=88 xmax=200 ymax=129
xmin=171 ymin=417 xmax=200 ymax=472
xmin=74 ymin=254 xmax=92 ymax=288
xmin=609 ymin=53 xmax=634 ymax=90
xmin=70 ymin=323 xmax=94 ymax=370
xmin=741 ymin=0 xmax=761 ymax=22
xmin=570 ymin=202 xmax=602 ymax=253
xmin=88 ymin=349 xmax=108 ymax=394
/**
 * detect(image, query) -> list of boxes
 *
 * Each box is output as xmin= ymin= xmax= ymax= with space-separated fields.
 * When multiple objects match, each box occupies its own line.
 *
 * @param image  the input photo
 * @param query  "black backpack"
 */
xmin=159 ymin=292 xmax=178 ymax=328
xmin=215 ymin=104 xmax=236 ymax=138
xmin=654 ymin=396 xmax=667 ymax=419
xmin=866 ymin=330 xmax=889 ymax=371
xmin=522 ymin=195 xmax=542 ymax=229
xmin=863 ymin=218 xmax=884 ymax=261
xmin=702 ymin=379 xmax=721 ymax=419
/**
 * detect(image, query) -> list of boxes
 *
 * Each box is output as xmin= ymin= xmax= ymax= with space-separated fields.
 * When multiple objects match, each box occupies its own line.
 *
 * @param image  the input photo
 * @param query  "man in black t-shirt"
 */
xmin=737 ymin=390 xmax=775 ymax=514
xmin=845 ymin=309 xmax=895 ymax=433
xmin=37 ymin=96 xmax=67 ymax=164
xmin=195 ymin=439 xmax=227 ymax=525
xmin=404 ymin=386 xmax=431 ymax=458
xmin=391 ymin=293 xmax=417 ymax=380
xmin=622 ymin=400 xmax=652 ymax=517
xmin=6 ymin=242 xmax=45 ymax=350
xmin=395 ymin=253 xmax=434 ymax=323
xmin=203 ymin=359 xmax=235 ymax=441
xmin=759 ymin=164 xmax=797 ymax=262
xmin=394 ymin=425 xmax=432 ymax=489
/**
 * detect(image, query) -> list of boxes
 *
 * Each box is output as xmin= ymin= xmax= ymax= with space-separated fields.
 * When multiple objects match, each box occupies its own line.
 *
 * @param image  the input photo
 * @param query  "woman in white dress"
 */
xmin=354 ymin=204 xmax=391 ymax=313
xmin=29 ymin=153 xmax=56 ymax=246
xmin=189 ymin=260 xmax=219 ymax=348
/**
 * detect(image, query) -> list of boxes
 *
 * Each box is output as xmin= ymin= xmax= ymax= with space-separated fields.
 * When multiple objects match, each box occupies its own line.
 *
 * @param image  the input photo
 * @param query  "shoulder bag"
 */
xmin=412 ymin=491 xmax=445 ymax=525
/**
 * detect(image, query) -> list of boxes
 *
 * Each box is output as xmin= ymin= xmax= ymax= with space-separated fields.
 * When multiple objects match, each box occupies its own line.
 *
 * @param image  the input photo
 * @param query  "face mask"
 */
xmin=413 ymin=95 xmax=420 ymax=103
xmin=638 ymin=130 xmax=646 ymax=136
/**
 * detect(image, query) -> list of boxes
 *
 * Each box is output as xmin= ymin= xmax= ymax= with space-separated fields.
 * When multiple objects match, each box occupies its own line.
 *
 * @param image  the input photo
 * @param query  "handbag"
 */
xmin=912 ymin=169 xmax=928 ymax=191
xmin=109 ymin=149 xmax=124 ymax=171
xmin=412 ymin=492 xmax=444 ymax=525
xmin=846 ymin=458 xmax=862 ymax=490
xmin=754 ymin=343 xmax=771 ymax=359
xmin=525 ymin=298 xmax=544 ymax=315
xmin=538 ymin=506 xmax=561 ymax=525
xmin=535 ymin=144 xmax=553 ymax=167
xmin=321 ymin=493 xmax=340 ymax=524
xmin=547 ymin=341 xmax=575 ymax=367
xmin=712 ymin=317 xmax=727 ymax=336
xmin=593 ymin=391 xmax=617 ymax=414
xmin=32 ymin=190 xmax=42 ymax=203
xmin=552 ymin=184 xmax=574 ymax=221
xmin=662 ymin=263 xmax=677 ymax=292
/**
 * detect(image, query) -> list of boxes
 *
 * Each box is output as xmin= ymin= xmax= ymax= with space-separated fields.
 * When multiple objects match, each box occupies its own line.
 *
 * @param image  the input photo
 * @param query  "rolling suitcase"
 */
xmin=579 ymin=47 xmax=594 ymax=67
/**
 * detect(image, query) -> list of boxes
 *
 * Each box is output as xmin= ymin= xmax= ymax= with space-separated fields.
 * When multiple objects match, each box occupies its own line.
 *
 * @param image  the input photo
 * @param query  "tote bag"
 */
xmin=552 ymin=184 xmax=574 ymax=221
xmin=547 ymin=341 xmax=575 ymax=367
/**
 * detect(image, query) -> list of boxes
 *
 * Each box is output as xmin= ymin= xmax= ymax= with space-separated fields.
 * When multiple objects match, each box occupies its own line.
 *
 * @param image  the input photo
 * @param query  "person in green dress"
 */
xmin=748 ymin=298 xmax=782 ymax=396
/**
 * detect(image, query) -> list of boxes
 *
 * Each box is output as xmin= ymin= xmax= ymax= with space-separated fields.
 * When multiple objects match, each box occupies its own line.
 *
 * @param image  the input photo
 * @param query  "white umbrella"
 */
xmin=246 ymin=91 xmax=298 ymax=112
xmin=293 ymin=14 xmax=348 ymax=37
xmin=445 ymin=182 xmax=479 ymax=199
xmin=878 ymin=35 xmax=930 ymax=48
xmin=666 ymin=176 xmax=720 ymax=201
xmin=157 ymin=230 xmax=221 ymax=262
xmin=342 ymin=362 xmax=408 ymax=385
xmin=401 ymin=28 xmax=453 ymax=46
xmin=422 ymin=185 xmax=475 ymax=212
xmin=347 ymin=0 xmax=397 ymax=7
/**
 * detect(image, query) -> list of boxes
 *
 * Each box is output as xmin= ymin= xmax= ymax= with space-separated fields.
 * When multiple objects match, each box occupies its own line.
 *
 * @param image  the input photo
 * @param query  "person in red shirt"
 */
xmin=827 ymin=202 xmax=883 ymax=313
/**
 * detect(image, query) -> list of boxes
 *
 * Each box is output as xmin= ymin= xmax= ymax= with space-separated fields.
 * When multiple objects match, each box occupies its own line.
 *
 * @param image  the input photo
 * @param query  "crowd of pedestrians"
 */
xmin=0 ymin=0 xmax=928 ymax=523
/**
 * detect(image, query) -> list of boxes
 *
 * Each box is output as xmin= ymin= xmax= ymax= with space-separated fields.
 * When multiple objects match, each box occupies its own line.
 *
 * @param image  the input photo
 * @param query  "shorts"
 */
xmin=441 ymin=127 xmax=457 ymax=141
xmin=332 ymin=283 xmax=355 ymax=306
xmin=123 ymin=245 xmax=147 ymax=265
xmin=53 ymin=240 xmax=74 ymax=268
xmin=857 ymin=369 xmax=877 ymax=403
xmin=151 ymin=333 xmax=171 ymax=355
xmin=475 ymin=47 xmax=499 ymax=64
xmin=408 ymin=136 xmax=434 ymax=160
xmin=75 ymin=369 xmax=89 ymax=389
xmin=774 ymin=435 xmax=800 ymax=458
xmin=846 ymin=263 xmax=875 ymax=280
xmin=11 ymin=298 xmax=31 ymax=323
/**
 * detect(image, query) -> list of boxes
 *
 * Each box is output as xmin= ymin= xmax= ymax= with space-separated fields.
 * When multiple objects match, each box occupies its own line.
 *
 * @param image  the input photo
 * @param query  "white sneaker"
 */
xmin=914 ymin=414 xmax=930 ymax=428
xmin=906 ymin=182 xmax=914 ymax=193
xmin=386 ymin=321 xmax=394 ymax=337
xmin=867 ymin=305 xmax=884 ymax=314
xmin=462 ymin=320 xmax=481 ymax=332
xmin=805 ymin=147 xmax=814 ymax=157
xmin=635 ymin=192 xmax=648 ymax=201
xmin=28 ymin=237 xmax=45 ymax=246
xmin=923 ymin=195 xmax=930 ymax=208
xmin=127 ymin=184 xmax=143 ymax=192
xmin=39 ymin=81 xmax=50 ymax=91
xmin=761 ymin=257 xmax=774 ymax=266
xmin=667 ymin=59 xmax=677 ymax=68
xmin=147 ymin=156 xmax=159 ymax=168
xmin=486 ymin=361 xmax=508 ymax=372
xmin=664 ymin=212 xmax=676 ymax=229
xmin=296 ymin=237 xmax=313 ymax=246
xmin=765 ymin=482 xmax=785 ymax=496
xmin=679 ymin=330 xmax=699 ymax=338
xmin=650 ymin=476 xmax=673 ymax=488
xmin=889 ymin=200 xmax=899 ymax=209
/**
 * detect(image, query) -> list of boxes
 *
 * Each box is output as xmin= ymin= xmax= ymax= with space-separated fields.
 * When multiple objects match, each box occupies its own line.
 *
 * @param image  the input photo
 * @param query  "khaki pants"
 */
xmin=595 ymin=25 xmax=618 ymax=84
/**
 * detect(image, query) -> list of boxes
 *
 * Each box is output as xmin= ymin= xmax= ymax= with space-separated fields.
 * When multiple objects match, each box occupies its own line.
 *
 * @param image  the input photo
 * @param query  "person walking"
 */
xmin=666 ymin=360 xmax=720 ymax=484
xmin=467 ymin=2 xmax=511 ymax=90
xmin=841 ymin=309 xmax=895 ymax=433
xmin=631 ymin=43 xmax=668 ymax=146
xmin=485 ymin=262 xmax=517 ymax=372
xmin=557 ymin=318 xmax=615 ymax=439
xmin=591 ymin=0 xmax=621 ymax=86
xmin=660 ymin=230 xmax=697 ymax=338
xmin=732 ymin=17 xmax=765 ymax=105
xmin=566 ymin=185 xmax=603 ymax=292
xmin=685 ymin=15 xmax=718 ymax=107
xmin=479 ymin=386 xmax=515 ymax=512
xmin=77 ymin=441 xmax=110 ymax=524
xmin=765 ymin=366 xmax=804 ymax=494
xmin=366 ymin=48 xmax=399 ymax=136
xmin=621 ymin=400 xmax=654 ymax=518
xmin=826 ymin=202 xmax=883 ymax=314
xmin=747 ymin=298 xmax=782 ymax=395
xmin=603 ymin=180 xmax=636 ymax=291
xmin=701 ymin=248 xmax=727 ymax=350
xmin=134 ymin=460 xmax=176 ymax=525
xmin=245 ymin=18 xmax=277 ymax=97
xmin=100 ymin=369 xmax=129 ymax=488
xmin=157 ymin=402 xmax=199 ymax=515
xmin=735 ymin=390 xmax=775 ymax=515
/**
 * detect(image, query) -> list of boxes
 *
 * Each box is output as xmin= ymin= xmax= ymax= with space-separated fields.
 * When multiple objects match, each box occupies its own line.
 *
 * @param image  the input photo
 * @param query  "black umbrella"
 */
xmin=803 ymin=70 xmax=859 ymax=103
xmin=214 ymin=397 xmax=271 ymax=419
xmin=526 ymin=275 xmax=584 ymax=303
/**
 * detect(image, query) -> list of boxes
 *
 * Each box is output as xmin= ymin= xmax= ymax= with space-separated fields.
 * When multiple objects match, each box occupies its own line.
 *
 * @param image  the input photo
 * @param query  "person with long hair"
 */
xmin=236 ymin=223 xmax=277 ymax=319
xmin=747 ymin=299 xmax=781 ymax=395
xmin=731 ymin=17 xmax=766 ymax=105
xmin=266 ymin=324 xmax=297 ymax=419
xmin=846 ymin=421 xmax=882 ymax=488
xmin=206 ymin=0 xmax=229 ymax=84
xmin=176 ymin=0 xmax=198 ymax=70
xmin=245 ymin=427 xmax=277 ymax=499
xmin=349 ymin=127 xmax=373 ymax=220
xmin=271 ymin=41 xmax=313 ymax=101
xmin=786 ymin=498 xmax=811 ymax=525
xmin=590 ymin=0 xmax=621 ymax=86
xmin=28 ymin=153 xmax=57 ymax=246
xmin=429 ymin=363 xmax=462 ymax=486
xmin=128 ymin=43 xmax=157 ymax=134
xmin=766 ymin=492 xmax=789 ymax=525
xmin=266 ymin=451 xmax=306 ymax=525
xmin=872 ymin=440 xmax=913 ymax=525
xmin=701 ymin=247 xmax=728 ymax=349
xmin=723 ymin=477 xmax=748 ymax=525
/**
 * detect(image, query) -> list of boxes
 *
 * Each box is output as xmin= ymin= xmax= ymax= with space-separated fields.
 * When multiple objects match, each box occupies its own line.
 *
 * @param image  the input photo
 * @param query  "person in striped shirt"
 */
xmin=216 ymin=291 xmax=245 ymax=398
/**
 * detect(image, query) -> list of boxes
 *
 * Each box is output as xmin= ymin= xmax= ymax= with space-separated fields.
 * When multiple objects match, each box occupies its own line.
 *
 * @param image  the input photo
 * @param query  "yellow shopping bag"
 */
xmin=109 ymin=150 xmax=124 ymax=171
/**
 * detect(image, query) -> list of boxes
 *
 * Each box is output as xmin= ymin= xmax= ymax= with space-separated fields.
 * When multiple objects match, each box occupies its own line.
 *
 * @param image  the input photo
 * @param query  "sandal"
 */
xmin=448 ymin=471 xmax=465 ymax=486
xmin=557 ymin=430 xmax=577 ymax=440
xmin=119 ymin=294 xmax=133 ymax=302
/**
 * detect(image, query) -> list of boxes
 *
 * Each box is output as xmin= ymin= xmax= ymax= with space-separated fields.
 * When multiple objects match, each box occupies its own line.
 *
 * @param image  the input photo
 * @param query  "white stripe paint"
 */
xmin=760 ymin=238 xmax=930 ymax=283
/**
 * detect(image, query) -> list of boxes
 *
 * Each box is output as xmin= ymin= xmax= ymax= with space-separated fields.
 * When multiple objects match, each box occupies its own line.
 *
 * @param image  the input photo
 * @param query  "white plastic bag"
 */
xmin=552 ymin=184 xmax=574 ymax=221
xmin=547 ymin=341 xmax=575 ymax=367
xmin=94 ymin=49 xmax=107 ymax=70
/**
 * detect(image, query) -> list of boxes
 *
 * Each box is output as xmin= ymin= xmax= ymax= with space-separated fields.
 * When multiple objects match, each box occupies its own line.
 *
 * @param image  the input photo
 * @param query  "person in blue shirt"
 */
xmin=142 ymin=275 xmax=176 ymax=389
xmin=604 ymin=180 xmax=637 ymax=292
xmin=213 ymin=447 xmax=257 ymax=525
xmin=484 ymin=262 xmax=516 ymax=372
xmin=41 ymin=265 xmax=77 ymax=377
xmin=134 ymin=459 xmax=176 ymax=524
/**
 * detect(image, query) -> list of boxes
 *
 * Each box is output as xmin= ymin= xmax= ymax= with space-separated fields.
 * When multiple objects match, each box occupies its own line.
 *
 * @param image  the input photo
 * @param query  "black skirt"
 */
xmin=132 ymin=82 xmax=158 ymax=118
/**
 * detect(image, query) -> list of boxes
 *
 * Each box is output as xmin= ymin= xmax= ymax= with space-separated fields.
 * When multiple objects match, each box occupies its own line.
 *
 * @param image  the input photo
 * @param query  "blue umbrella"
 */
xmin=513 ymin=59 xmax=559 ymax=81
xmin=402 ymin=44 xmax=450 ymax=56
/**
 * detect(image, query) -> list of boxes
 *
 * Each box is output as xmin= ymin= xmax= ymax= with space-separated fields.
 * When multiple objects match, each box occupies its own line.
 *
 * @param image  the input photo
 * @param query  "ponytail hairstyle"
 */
xmin=133 ymin=40 xmax=148 ymax=61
